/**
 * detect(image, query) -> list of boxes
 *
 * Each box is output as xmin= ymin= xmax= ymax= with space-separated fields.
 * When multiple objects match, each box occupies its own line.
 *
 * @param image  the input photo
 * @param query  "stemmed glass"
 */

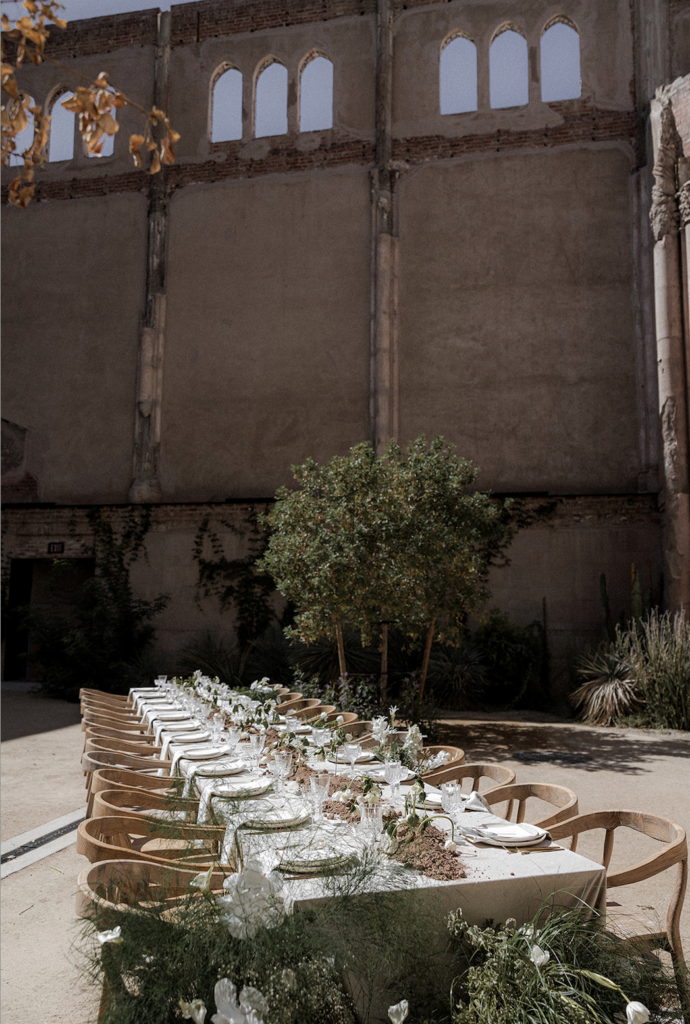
xmin=344 ymin=742 xmax=363 ymax=776
xmin=441 ymin=781 xmax=463 ymax=821
xmin=248 ymin=732 xmax=266 ymax=770
xmin=383 ymin=760 xmax=405 ymax=803
xmin=309 ymin=773 xmax=330 ymax=820
xmin=224 ymin=727 xmax=240 ymax=756
xmin=267 ymin=751 xmax=292 ymax=794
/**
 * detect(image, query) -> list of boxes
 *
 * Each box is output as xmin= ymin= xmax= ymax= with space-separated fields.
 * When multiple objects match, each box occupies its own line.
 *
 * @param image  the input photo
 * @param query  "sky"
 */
xmin=1 ymin=0 xmax=181 ymax=19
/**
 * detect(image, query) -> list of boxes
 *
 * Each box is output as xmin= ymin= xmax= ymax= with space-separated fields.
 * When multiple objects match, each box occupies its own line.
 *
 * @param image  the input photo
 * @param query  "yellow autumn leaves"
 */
xmin=1 ymin=0 xmax=179 ymax=207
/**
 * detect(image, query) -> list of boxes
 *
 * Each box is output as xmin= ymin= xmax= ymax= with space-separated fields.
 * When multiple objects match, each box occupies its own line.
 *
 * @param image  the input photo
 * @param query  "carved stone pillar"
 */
xmin=370 ymin=0 xmax=399 ymax=455
xmin=649 ymin=93 xmax=690 ymax=614
xmin=129 ymin=11 xmax=171 ymax=503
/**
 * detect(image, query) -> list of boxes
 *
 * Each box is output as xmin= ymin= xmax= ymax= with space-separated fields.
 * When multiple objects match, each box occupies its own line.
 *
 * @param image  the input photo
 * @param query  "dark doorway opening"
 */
xmin=3 ymin=558 xmax=95 ymax=680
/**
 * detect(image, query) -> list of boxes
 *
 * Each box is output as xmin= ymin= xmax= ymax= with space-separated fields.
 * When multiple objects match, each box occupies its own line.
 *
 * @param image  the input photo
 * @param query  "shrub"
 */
xmin=470 ymin=609 xmax=546 ymax=709
xmin=573 ymin=610 xmax=690 ymax=731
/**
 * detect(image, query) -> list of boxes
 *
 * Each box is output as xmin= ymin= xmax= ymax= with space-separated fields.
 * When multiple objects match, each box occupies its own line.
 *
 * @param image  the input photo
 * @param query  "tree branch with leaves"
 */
xmin=1 ymin=0 xmax=179 ymax=206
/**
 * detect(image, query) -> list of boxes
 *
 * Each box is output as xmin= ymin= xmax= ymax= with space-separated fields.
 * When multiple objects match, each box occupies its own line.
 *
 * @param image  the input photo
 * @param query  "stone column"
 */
xmin=650 ymin=93 xmax=690 ymax=614
xmin=129 ymin=11 xmax=171 ymax=503
xmin=370 ymin=0 xmax=399 ymax=455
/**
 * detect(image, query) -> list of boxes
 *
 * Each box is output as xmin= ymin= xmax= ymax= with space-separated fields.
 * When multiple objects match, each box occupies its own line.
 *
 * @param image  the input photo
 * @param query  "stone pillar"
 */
xmin=129 ymin=11 xmax=171 ymax=503
xmin=370 ymin=0 xmax=399 ymax=455
xmin=650 ymin=93 xmax=690 ymax=614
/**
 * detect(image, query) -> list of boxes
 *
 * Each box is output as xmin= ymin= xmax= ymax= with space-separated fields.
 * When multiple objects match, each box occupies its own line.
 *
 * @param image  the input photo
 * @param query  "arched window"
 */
xmin=87 ymin=107 xmax=116 ymax=158
xmin=8 ymin=94 xmax=35 ymax=165
xmin=541 ymin=21 xmax=581 ymax=101
xmin=48 ymin=90 xmax=76 ymax=161
xmin=489 ymin=27 xmax=529 ymax=109
xmin=299 ymin=54 xmax=333 ymax=132
xmin=440 ymin=34 xmax=478 ymax=115
xmin=212 ymin=66 xmax=243 ymax=142
xmin=255 ymin=60 xmax=288 ymax=138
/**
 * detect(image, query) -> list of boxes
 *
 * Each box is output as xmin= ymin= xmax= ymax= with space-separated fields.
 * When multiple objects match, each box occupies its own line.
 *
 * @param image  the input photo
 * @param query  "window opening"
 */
xmin=489 ymin=29 xmax=529 ymax=109
xmin=299 ymin=55 xmax=333 ymax=132
xmin=87 ymin=107 xmax=116 ymax=158
xmin=212 ymin=67 xmax=243 ymax=142
xmin=8 ymin=95 xmax=35 ymax=165
xmin=48 ymin=90 xmax=76 ymax=161
xmin=440 ymin=36 xmax=477 ymax=115
xmin=541 ymin=21 xmax=581 ymax=101
xmin=255 ymin=61 xmax=288 ymax=138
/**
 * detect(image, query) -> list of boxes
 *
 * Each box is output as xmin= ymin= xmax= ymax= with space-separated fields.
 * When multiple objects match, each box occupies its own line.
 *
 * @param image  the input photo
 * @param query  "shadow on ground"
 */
xmin=438 ymin=718 xmax=690 ymax=774
xmin=1 ymin=691 xmax=81 ymax=742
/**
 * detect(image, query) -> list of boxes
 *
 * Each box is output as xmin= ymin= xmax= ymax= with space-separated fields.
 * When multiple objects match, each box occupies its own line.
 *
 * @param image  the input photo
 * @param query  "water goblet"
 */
xmin=309 ymin=773 xmax=330 ymax=820
xmin=285 ymin=715 xmax=301 ymax=734
xmin=383 ymin=759 xmax=404 ymax=803
xmin=267 ymin=755 xmax=283 ymax=790
xmin=441 ymin=781 xmax=462 ymax=821
xmin=248 ymin=732 xmax=266 ymax=769
xmin=344 ymin=742 xmax=362 ymax=776
xmin=275 ymin=751 xmax=293 ymax=793
xmin=311 ymin=726 xmax=330 ymax=749
xmin=358 ymin=802 xmax=383 ymax=840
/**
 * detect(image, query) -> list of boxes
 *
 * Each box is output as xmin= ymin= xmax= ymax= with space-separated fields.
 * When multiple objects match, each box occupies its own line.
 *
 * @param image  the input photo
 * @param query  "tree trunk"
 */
xmin=418 ymin=618 xmax=435 ymax=701
xmin=380 ymin=616 xmax=389 ymax=704
xmin=336 ymin=618 xmax=347 ymax=679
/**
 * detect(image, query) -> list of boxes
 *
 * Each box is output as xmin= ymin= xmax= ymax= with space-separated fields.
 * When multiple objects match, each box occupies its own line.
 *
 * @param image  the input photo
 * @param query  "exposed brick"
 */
xmin=42 ymin=10 xmax=158 ymax=60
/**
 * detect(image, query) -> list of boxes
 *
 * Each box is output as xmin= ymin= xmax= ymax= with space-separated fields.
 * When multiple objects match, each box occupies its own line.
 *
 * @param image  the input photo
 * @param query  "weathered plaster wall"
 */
xmin=397 ymin=146 xmax=641 ymax=492
xmin=160 ymin=167 xmax=371 ymax=499
xmin=1 ymin=193 xmax=148 ymax=503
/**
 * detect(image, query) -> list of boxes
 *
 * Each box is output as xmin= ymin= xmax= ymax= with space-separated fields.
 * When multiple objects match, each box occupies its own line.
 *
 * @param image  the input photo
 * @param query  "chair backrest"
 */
xmin=92 ymin=788 xmax=197 ymax=822
xmin=327 ymin=711 xmax=358 ymax=726
xmin=484 ymin=782 xmax=579 ymax=828
xmin=76 ymin=859 xmax=226 ymax=919
xmin=276 ymin=692 xmax=302 ymax=704
xmin=420 ymin=745 xmax=465 ymax=781
xmin=85 ymin=737 xmax=163 ymax=758
xmin=76 ymin=815 xmax=226 ymax=868
xmin=426 ymin=762 xmax=517 ymax=791
xmin=90 ymin=767 xmax=176 ymax=802
xmin=80 ymin=689 xmax=130 ymax=707
xmin=288 ymin=699 xmax=324 ymax=719
xmin=305 ymin=705 xmax=337 ymax=722
xmin=85 ymin=725 xmax=156 ymax=744
xmin=81 ymin=696 xmax=138 ymax=715
xmin=82 ymin=709 xmax=145 ymax=731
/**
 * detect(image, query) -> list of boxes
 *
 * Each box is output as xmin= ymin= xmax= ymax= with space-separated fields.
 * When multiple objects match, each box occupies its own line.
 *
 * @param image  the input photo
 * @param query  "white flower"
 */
xmin=371 ymin=716 xmax=391 ymax=744
xmin=402 ymin=725 xmax=423 ymax=760
xmin=345 ymin=732 xmax=353 ymax=741
xmin=331 ymin=788 xmax=353 ymax=803
xmin=190 ymin=866 xmax=214 ymax=893
xmin=379 ymin=831 xmax=399 ymax=855
xmin=530 ymin=945 xmax=550 ymax=967
xmin=96 ymin=926 xmax=123 ymax=945
xmin=336 ymin=715 xmax=345 ymax=724
xmin=180 ymin=997 xmax=207 ymax=1024
xmin=319 ymin=711 xmax=328 ymax=720
xmin=626 ymin=1002 xmax=650 ymax=1024
xmin=444 ymin=839 xmax=459 ymax=853
xmin=388 ymin=705 xmax=398 ymax=721
xmin=216 ymin=860 xmax=286 ymax=939
xmin=281 ymin=968 xmax=297 ymax=992
xmin=212 ymin=978 xmax=268 ymax=1024
xmin=388 ymin=999 xmax=409 ymax=1024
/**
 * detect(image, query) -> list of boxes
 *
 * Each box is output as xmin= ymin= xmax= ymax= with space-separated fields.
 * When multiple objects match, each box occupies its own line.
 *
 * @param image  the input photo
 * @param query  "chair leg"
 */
xmin=670 ymin=944 xmax=690 ymax=1023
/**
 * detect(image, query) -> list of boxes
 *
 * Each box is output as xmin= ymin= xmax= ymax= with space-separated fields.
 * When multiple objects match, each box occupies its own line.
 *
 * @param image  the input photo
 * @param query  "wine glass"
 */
xmin=275 ymin=751 xmax=293 ymax=793
xmin=311 ymin=726 xmax=330 ymax=748
xmin=248 ymin=732 xmax=266 ymax=769
xmin=383 ymin=760 xmax=404 ymax=803
xmin=309 ymin=773 xmax=330 ymax=820
xmin=359 ymin=803 xmax=383 ymax=840
xmin=225 ymin=726 xmax=240 ymax=755
xmin=441 ymin=781 xmax=462 ymax=821
xmin=344 ymin=742 xmax=362 ymax=776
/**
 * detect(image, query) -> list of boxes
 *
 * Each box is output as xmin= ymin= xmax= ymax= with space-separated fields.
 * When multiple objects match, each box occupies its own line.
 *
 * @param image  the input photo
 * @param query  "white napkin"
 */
xmin=161 ymin=730 xmax=209 ymax=759
xmin=153 ymin=717 xmax=196 ymax=744
xmin=464 ymin=791 xmax=491 ymax=812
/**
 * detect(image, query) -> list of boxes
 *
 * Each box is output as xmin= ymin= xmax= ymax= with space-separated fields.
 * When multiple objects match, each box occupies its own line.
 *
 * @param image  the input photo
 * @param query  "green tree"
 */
xmin=258 ymin=436 xmax=517 ymax=699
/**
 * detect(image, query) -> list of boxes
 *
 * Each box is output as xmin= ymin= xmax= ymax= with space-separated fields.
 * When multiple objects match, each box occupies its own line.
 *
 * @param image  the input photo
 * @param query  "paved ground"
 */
xmin=1 ymin=692 xmax=688 ymax=1022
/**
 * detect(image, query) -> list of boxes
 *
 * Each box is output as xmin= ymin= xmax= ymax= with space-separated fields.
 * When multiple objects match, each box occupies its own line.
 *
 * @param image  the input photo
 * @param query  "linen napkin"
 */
xmin=464 ymin=791 xmax=491 ymax=812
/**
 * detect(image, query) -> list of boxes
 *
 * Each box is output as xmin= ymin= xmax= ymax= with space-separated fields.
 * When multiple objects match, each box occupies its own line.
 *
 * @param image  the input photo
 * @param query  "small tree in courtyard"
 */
xmin=257 ymin=436 xmax=517 ymax=699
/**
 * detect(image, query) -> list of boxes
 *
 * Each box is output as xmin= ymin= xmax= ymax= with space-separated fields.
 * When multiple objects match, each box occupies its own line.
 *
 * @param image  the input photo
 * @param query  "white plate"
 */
xmin=193 ymin=760 xmax=248 ymax=777
xmin=276 ymin=724 xmax=311 ymax=735
xmin=472 ymin=823 xmax=548 ymax=847
xmin=363 ymin=764 xmax=416 ymax=782
xmin=181 ymin=745 xmax=228 ymax=760
xmin=212 ymin=778 xmax=274 ymax=798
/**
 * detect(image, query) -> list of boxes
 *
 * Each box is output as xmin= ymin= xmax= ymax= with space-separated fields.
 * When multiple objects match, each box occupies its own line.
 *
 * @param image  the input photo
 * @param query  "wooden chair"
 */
xmin=80 ymin=689 xmax=131 ymax=707
xmin=90 ymin=767 xmax=179 ymax=810
xmin=275 ymin=692 xmax=302 ymax=707
xmin=419 ymin=745 xmax=465 ymax=781
xmin=84 ymin=726 xmax=158 ymax=753
xmin=76 ymin=858 xmax=227 ymax=920
xmin=304 ymin=705 xmax=338 ymax=721
xmin=77 ymin=814 xmax=228 ymax=870
xmin=82 ymin=751 xmax=173 ymax=815
xmin=549 ymin=809 xmax=689 ymax=1010
xmin=82 ymin=709 xmax=147 ymax=732
xmin=84 ymin=737 xmax=164 ymax=759
xmin=288 ymin=700 xmax=328 ymax=720
xmin=92 ymin=788 xmax=198 ymax=823
xmin=325 ymin=711 xmax=358 ymax=726
xmin=276 ymin=697 xmax=319 ymax=715
xmin=426 ymin=762 xmax=516 ymax=792
xmin=81 ymin=696 xmax=141 ymax=715
xmin=483 ymin=782 xmax=578 ymax=828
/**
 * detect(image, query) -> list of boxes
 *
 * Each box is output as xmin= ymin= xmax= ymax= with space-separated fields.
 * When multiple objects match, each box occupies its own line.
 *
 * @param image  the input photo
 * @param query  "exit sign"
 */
xmin=47 ymin=542 xmax=64 ymax=554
